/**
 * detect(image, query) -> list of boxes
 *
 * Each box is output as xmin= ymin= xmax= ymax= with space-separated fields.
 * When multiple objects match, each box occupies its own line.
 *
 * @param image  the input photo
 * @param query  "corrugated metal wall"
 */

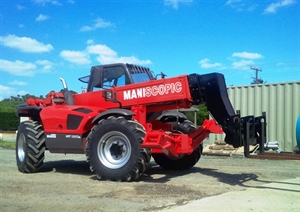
xmin=209 ymin=81 xmax=300 ymax=152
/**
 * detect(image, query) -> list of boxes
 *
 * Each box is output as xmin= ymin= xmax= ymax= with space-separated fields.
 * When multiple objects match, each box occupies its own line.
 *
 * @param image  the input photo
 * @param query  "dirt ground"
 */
xmin=0 ymin=147 xmax=299 ymax=212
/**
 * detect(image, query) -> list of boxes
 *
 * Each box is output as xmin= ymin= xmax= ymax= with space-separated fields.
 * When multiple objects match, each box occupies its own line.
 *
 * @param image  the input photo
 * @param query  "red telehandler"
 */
xmin=16 ymin=63 xmax=258 ymax=181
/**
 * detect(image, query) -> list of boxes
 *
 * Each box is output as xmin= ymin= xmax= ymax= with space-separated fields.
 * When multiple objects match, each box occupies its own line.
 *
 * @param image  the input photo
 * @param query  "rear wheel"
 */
xmin=152 ymin=120 xmax=202 ymax=170
xmin=16 ymin=120 xmax=46 ymax=173
xmin=86 ymin=116 xmax=151 ymax=181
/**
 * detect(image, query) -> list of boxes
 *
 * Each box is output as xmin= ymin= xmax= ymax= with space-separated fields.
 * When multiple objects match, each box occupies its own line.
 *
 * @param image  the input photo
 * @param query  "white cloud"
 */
xmin=0 ymin=59 xmax=53 ymax=76
xmin=86 ymin=39 xmax=94 ymax=45
xmin=86 ymin=44 xmax=117 ymax=58
xmin=225 ymin=0 xmax=257 ymax=12
xmin=86 ymin=44 xmax=151 ymax=65
xmin=35 ymin=59 xmax=52 ymax=66
xmin=232 ymin=52 xmax=263 ymax=59
xmin=80 ymin=18 xmax=113 ymax=32
xmin=36 ymin=14 xmax=49 ymax=21
xmin=60 ymin=43 xmax=151 ymax=65
xmin=0 ymin=59 xmax=36 ymax=76
xmin=0 ymin=34 xmax=53 ymax=53
xmin=60 ymin=50 xmax=91 ymax=65
xmin=18 ymin=24 xmax=25 ymax=28
xmin=199 ymin=58 xmax=223 ymax=69
xmin=35 ymin=60 xmax=53 ymax=72
xmin=276 ymin=62 xmax=286 ymax=66
xmin=17 ymin=5 xmax=25 ymax=10
xmin=264 ymin=0 xmax=296 ymax=14
xmin=0 ymin=85 xmax=30 ymax=100
xmin=33 ymin=0 xmax=62 ymax=6
xmin=18 ymin=90 xmax=29 ymax=96
xmin=232 ymin=60 xmax=254 ymax=70
xmin=225 ymin=0 xmax=242 ymax=5
xmin=164 ymin=0 xmax=193 ymax=9
xmin=0 ymin=85 xmax=16 ymax=100
xmin=9 ymin=80 xmax=28 ymax=86
xmin=98 ymin=55 xmax=151 ymax=65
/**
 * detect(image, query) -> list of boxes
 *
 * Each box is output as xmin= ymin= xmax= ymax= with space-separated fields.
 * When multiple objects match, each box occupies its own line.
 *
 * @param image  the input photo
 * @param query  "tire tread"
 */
xmin=86 ymin=116 xmax=151 ymax=182
xmin=152 ymin=120 xmax=202 ymax=170
xmin=16 ymin=120 xmax=45 ymax=173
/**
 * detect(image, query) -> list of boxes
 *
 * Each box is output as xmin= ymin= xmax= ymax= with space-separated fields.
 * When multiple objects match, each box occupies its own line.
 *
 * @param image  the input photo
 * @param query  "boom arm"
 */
xmin=188 ymin=73 xmax=241 ymax=147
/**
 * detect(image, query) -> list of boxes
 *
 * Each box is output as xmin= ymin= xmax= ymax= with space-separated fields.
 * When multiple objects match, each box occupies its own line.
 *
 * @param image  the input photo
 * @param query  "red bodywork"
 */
xmin=25 ymin=74 xmax=223 ymax=156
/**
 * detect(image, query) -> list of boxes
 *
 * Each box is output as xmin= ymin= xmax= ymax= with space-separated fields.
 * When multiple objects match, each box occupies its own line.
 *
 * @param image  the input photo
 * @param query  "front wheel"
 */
xmin=152 ymin=120 xmax=202 ymax=170
xmin=86 ymin=116 xmax=151 ymax=181
xmin=16 ymin=120 xmax=46 ymax=173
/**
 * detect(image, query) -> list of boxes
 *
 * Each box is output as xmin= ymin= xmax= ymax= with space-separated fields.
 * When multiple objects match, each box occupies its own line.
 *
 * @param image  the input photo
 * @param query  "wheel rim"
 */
xmin=17 ymin=133 xmax=26 ymax=162
xmin=97 ymin=131 xmax=131 ymax=169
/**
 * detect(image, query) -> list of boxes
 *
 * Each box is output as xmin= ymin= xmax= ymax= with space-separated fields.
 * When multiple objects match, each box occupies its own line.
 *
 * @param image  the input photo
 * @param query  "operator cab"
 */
xmin=79 ymin=63 xmax=155 ymax=92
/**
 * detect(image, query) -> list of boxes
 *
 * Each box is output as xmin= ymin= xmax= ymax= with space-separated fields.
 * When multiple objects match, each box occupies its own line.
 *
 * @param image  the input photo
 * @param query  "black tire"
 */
xmin=86 ymin=116 xmax=151 ymax=181
xmin=16 ymin=120 xmax=46 ymax=173
xmin=152 ymin=120 xmax=202 ymax=170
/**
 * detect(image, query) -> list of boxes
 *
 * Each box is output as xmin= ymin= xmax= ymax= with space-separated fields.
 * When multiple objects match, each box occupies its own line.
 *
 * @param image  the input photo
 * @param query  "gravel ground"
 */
xmin=0 ymin=147 xmax=299 ymax=212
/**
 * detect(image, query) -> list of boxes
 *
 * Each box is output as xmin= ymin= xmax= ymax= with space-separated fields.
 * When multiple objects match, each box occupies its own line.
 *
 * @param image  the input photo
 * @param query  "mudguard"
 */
xmin=157 ymin=111 xmax=187 ymax=123
xmin=16 ymin=105 xmax=42 ymax=118
xmin=92 ymin=108 xmax=136 ymax=124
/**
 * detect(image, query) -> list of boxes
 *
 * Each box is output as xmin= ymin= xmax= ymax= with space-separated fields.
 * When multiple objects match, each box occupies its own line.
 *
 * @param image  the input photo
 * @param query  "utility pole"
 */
xmin=250 ymin=66 xmax=262 ymax=84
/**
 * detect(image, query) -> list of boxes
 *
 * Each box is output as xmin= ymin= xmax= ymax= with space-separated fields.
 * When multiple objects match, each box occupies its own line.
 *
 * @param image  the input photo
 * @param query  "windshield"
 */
xmin=127 ymin=64 xmax=154 ymax=83
xmin=79 ymin=64 xmax=155 ymax=92
xmin=131 ymin=72 xmax=151 ymax=83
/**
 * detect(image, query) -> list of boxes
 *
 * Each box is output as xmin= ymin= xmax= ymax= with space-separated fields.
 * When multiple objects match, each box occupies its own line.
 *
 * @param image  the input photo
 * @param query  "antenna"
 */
xmin=250 ymin=66 xmax=262 ymax=84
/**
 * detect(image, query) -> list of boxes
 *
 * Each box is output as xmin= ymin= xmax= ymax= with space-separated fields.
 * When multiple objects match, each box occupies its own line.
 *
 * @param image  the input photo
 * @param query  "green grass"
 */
xmin=0 ymin=140 xmax=16 ymax=149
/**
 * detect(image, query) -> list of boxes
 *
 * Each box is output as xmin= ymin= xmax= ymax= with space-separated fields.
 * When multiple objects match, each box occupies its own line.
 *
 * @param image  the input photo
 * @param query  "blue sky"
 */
xmin=0 ymin=0 xmax=299 ymax=100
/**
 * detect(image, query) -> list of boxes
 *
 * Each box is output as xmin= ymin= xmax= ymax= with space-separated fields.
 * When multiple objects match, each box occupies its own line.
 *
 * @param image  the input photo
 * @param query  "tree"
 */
xmin=59 ymin=89 xmax=77 ymax=94
xmin=251 ymin=78 xmax=267 ymax=84
xmin=182 ymin=105 xmax=209 ymax=126
xmin=0 ymin=93 xmax=42 ymax=131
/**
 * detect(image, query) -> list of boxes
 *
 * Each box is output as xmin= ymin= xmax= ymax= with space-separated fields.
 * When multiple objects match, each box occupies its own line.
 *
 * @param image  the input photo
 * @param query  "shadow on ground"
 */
xmin=40 ymin=160 xmax=92 ymax=176
xmin=38 ymin=159 xmax=298 ymax=193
